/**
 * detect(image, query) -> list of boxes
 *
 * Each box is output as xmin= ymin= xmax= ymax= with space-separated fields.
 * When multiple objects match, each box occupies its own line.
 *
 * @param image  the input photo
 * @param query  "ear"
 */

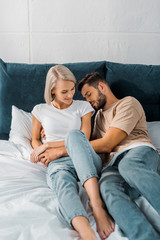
xmin=51 ymin=88 xmax=55 ymax=95
xmin=98 ymin=82 xmax=105 ymax=93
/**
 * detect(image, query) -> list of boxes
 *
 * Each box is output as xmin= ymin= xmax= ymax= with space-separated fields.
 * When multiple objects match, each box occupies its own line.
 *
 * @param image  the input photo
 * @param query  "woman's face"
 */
xmin=51 ymin=79 xmax=75 ymax=106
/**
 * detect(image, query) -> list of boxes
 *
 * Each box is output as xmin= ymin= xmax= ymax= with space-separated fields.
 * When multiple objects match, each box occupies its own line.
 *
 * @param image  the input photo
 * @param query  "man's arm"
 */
xmin=80 ymin=112 xmax=92 ymax=140
xmin=90 ymin=127 xmax=127 ymax=153
xmin=39 ymin=146 xmax=68 ymax=166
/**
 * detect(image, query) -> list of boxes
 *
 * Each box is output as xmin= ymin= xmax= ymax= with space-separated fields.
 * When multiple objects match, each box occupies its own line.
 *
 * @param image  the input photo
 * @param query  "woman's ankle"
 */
xmin=71 ymin=215 xmax=98 ymax=240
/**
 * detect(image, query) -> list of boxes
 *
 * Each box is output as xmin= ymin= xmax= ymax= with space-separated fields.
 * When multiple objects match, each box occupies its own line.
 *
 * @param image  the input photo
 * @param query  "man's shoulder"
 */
xmin=118 ymin=96 xmax=141 ymax=107
xmin=120 ymin=96 xmax=138 ymax=103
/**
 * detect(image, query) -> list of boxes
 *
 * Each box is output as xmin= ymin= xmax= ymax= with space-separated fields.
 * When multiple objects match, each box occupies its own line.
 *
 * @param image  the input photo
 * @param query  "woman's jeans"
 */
xmin=100 ymin=146 xmax=160 ymax=240
xmin=46 ymin=130 xmax=102 ymax=228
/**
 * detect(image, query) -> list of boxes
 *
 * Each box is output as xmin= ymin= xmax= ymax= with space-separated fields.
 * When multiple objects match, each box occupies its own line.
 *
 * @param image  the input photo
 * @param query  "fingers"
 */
xmin=41 ymin=157 xmax=49 ymax=167
xmin=30 ymin=152 xmax=39 ymax=163
xmin=39 ymin=153 xmax=45 ymax=161
xmin=41 ymin=128 xmax=46 ymax=140
xmin=39 ymin=153 xmax=49 ymax=166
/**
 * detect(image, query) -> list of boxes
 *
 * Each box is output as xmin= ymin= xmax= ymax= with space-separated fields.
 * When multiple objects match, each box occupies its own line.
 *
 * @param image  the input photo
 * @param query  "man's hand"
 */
xmin=41 ymin=128 xmax=46 ymax=140
xmin=30 ymin=144 xmax=47 ymax=163
xmin=39 ymin=147 xmax=67 ymax=167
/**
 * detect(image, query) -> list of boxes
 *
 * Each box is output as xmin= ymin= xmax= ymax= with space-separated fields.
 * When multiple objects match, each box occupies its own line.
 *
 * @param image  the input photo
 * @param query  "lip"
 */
xmin=90 ymin=101 xmax=95 ymax=107
xmin=65 ymin=98 xmax=72 ymax=101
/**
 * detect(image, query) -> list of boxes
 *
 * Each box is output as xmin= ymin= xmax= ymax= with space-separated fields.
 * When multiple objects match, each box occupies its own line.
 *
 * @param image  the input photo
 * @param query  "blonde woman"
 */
xmin=30 ymin=65 xmax=114 ymax=240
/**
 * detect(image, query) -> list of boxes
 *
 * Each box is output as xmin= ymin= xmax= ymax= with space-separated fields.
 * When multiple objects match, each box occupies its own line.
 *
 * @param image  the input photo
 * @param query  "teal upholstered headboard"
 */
xmin=105 ymin=61 xmax=160 ymax=122
xmin=0 ymin=59 xmax=106 ymax=139
xmin=0 ymin=58 xmax=160 ymax=140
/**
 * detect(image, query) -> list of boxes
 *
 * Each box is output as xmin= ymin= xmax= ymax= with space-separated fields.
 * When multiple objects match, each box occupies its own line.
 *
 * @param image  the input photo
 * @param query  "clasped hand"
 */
xmin=30 ymin=145 xmax=62 ymax=167
xmin=30 ymin=144 xmax=47 ymax=163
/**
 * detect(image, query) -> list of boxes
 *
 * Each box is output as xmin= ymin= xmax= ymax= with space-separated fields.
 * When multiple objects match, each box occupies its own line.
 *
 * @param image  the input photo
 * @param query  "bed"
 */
xmin=0 ymin=59 xmax=160 ymax=240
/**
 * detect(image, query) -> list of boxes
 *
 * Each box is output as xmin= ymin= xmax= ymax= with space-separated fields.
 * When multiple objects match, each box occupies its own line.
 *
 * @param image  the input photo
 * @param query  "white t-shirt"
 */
xmin=32 ymin=100 xmax=94 ymax=142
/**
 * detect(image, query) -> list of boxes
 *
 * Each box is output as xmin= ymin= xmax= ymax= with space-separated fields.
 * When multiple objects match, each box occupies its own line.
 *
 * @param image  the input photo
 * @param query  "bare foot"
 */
xmin=81 ymin=228 xmax=98 ymax=240
xmin=72 ymin=215 xmax=98 ymax=240
xmin=91 ymin=202 xmax=115 ymax=240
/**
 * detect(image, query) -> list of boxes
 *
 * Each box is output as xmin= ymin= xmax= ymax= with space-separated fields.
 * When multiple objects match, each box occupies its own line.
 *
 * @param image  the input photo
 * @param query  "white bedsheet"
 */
xmin=0 ymin=140 xmax=159 ymax=240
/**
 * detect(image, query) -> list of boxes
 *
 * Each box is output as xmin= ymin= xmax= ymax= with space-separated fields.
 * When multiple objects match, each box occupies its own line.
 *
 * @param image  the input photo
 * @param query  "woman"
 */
xmin=30 ymin=65 xmax=114 ymax=240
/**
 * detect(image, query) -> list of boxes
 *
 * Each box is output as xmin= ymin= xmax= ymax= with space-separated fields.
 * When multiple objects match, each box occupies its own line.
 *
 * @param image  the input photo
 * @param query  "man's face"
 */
xmin=81 ymin=83 xmax=106 ymax=110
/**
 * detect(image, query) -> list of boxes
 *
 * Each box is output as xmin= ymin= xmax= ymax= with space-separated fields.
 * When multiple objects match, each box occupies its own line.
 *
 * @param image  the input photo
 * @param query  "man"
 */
xmin=39 ymin=72 xmax=160 ymax=240
xmin=76 ymin=72 xmax=160 ymax=240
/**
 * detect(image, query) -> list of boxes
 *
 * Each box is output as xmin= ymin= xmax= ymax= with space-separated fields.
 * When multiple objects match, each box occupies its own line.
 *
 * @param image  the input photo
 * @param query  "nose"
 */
xmin=85 ymin=96 xmax=90 ymax=102
xmin=67 ymin=91 xmax=74 ymax=98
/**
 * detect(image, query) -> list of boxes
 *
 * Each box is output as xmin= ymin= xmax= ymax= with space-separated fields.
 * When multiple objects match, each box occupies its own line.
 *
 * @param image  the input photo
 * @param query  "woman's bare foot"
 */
xmin=72 ymin=215 xmax=98 ymax=240
xmin=81 ymin=228 xmax=98 ymax=240
xmin=90 ymin=201 xmax=115 ymax=240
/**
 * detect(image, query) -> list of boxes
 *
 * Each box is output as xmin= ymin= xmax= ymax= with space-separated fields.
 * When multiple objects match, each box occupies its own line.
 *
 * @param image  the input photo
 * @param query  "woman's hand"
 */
xmin=30 ymin=144 xmax=48 ymax=163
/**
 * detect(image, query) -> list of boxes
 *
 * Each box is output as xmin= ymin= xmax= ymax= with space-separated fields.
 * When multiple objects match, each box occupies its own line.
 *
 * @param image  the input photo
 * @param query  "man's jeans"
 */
xmin=46 ymin=130 xmax=102 ymax=228
xmin=100 ymin=146 xmax=160 ymax=240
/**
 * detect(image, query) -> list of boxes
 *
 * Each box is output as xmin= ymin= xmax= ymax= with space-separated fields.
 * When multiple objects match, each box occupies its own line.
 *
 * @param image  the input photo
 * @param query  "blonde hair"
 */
xmin=44 ymin=65 xmax=76 ymax=104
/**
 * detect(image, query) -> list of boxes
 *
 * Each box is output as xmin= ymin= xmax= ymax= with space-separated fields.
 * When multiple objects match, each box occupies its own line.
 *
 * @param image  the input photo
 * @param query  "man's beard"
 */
xmin=95 ymin=90 xmax=106 ymax=110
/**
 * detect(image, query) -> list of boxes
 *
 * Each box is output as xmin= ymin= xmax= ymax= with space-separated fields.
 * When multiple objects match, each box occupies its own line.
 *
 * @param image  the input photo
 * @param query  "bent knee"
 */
xmin=118 ymin=158 xmax=131 ymax=176
xmin=66 ymin=129 xmax=82 ymax=141
xmin=65 ymin=129 xmax=85 ymax=147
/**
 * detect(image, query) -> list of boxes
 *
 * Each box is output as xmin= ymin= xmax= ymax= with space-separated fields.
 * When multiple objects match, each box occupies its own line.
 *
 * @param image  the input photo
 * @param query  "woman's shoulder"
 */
xmin=73 ymin=100 xmax=90 ymax=107
xmin=32 ymin=103 xmax=49 ymax=112
xmin=73 ymin=100 xmax=94 ymax=114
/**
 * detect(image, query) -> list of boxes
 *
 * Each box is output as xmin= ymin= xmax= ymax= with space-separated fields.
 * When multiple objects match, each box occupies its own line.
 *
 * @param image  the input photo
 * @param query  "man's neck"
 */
xmin=103 ymin=96 xmax=119 ymax=110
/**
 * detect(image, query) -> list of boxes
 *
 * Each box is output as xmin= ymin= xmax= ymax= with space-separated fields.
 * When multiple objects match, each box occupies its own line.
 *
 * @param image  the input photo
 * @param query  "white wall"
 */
xmin=0 ymin=0 xmax=160 ymax=64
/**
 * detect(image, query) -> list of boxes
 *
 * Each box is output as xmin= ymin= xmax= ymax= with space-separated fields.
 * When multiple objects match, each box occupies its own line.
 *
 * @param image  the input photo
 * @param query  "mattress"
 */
xmin=0 ymin=140 xmax=160 ymax=240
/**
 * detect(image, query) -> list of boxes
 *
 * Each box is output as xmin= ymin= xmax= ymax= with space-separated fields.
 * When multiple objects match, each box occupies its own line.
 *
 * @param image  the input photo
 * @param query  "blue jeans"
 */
xmin=46 ymin=130 xmax=102 ymax=228
xmin=100 ymin=146 xmax=160 ymax=240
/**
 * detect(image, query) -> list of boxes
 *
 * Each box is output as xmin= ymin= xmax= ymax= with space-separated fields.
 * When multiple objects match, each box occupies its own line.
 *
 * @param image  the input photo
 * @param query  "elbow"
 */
xmin=100 ymin=142 xmax=113 ymax=153
xmin=101 ymin=146 xmax=112 ymax=154
xmin=31 ymin=140 xmax=35 ymax=149
xmin=31 ymin=139 xmax=40 ymax=149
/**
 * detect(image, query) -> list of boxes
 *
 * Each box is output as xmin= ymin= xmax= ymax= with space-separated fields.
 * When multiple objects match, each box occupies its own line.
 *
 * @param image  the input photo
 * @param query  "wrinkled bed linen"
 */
xmin=0 ymin=140 xmax=159 ymax=240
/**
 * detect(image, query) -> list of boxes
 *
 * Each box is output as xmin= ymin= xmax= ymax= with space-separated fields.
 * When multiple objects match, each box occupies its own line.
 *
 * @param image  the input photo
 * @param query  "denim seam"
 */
xmin=51 ymin=172 xmax=88 ymax=229
xmin=81 ymin=131 xmax=101 ymax=174
xmin=81 ymin=173 xmax=99 ymax=186
xmin=68 ymin=212 xmax=89 ymax=226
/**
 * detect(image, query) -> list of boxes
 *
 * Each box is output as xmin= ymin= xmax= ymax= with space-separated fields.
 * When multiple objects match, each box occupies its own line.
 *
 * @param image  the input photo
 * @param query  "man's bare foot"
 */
xmin=90 ymin=202 xmax=115 ymax=240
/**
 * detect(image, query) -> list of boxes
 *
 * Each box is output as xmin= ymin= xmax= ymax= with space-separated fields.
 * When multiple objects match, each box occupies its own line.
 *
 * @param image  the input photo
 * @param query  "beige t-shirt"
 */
xmin=92 ymin=96 xmax=153 ymax=165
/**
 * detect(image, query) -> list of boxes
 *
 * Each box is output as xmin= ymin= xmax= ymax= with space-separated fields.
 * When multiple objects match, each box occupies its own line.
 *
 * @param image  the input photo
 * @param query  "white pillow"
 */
xmin=147 ymin=121 xmax=160 ymax=173
xmin=9 ymin=105 xmax=33 ymax=153
xmin=147 ymin=121 xmax=160 ymax=153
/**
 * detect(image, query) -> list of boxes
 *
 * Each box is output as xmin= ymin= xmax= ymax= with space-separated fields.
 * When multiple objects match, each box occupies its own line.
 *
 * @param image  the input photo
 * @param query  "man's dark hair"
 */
xmin=77 ymin=72 xmax=108 ymax=92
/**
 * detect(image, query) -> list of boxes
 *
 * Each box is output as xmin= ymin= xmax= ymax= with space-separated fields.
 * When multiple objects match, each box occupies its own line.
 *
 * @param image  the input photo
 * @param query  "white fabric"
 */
xmin=147 ymin=121 xmax=160 ymax=154
xmin=9 ymin=105 xmax=33 ymax=155
xmin=0 ymin=140 xmax=160 ymax=240
xmin=32 ymin=100 xmax=94 ymax=142
xmin=147 ymin=121 xmax=160 ymax=172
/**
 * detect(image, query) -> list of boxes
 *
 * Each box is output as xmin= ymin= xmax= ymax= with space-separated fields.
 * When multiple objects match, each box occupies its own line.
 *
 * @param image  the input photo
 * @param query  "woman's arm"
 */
xmin=30 ymin=115 xmax=43 ymax=162
xmin=80 ymin=112 xmax=92 ymax=140
xmin=31 ymin=115 xmax=42 ymax=149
